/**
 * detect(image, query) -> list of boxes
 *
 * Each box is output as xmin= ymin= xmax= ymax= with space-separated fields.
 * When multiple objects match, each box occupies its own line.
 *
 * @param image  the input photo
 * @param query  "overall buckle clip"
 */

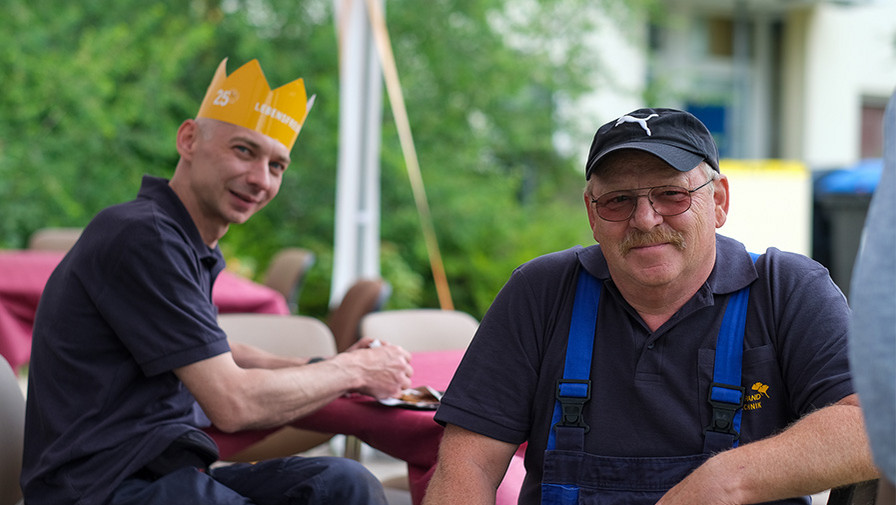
xmin=555 ymin=379 xmax=591 ymax=433
xmin=704 ymin=382 xmax=745 ymax=440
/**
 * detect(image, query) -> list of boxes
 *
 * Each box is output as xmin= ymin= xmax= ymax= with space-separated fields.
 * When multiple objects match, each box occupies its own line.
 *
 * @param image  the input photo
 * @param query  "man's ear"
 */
xmin=714 ymin=174 xmax=730 ymax=228
xmin=176 ymin=119 xmax=198 ymax=161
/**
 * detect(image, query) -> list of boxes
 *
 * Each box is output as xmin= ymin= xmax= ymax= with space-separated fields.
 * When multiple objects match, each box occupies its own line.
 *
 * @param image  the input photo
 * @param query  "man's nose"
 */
xmin=628 ymin=194 xmax=663 ymax=229
xmin=245 ymin=161 xmax=273 ymax=191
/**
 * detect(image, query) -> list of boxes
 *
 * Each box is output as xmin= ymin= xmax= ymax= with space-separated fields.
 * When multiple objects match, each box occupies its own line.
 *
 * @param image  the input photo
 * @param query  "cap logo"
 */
xmin=586 ymin=108 xmax=720 ymax=178
xmin=614 ymin=113 xmax=659 ymax=136
xmin=196 ymin=58 xmax=314 ymax=151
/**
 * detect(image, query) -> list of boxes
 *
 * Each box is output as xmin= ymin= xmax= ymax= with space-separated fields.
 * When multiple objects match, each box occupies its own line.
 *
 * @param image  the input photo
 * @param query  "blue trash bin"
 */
xmin=813 ymin=159 xmax=883 ymax=297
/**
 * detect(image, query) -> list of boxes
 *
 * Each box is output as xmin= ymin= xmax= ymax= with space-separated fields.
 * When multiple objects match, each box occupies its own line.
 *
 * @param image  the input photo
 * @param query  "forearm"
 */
xmin=660 ymin=395 xmax=878 ymax=504
xmin=208 ymin=358 xmax=360 ymax=432
xmin=229 ymin=341 xmax=311 ymax=369
xmin=179 ymin=345 xmax=412 ymax=433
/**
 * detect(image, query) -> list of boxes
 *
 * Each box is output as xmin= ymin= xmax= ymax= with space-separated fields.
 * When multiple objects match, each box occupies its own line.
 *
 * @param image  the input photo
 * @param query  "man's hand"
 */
xmin=655 ymin=456 xmax=741 ymax=505
xmin=344 ymin=336 xmax=381 ymax=352
xmin=656 ymin=396 xmax=877 ymax=505
xmin=332 ymin=340 xmax=413 ymax=399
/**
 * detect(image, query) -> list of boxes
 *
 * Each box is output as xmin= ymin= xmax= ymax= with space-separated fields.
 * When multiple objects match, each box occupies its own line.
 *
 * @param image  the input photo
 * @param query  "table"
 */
xmin=208 ymin=349 xmax=526 ymax=505
xmin=0 ymin=250 xmax=289 ymax=371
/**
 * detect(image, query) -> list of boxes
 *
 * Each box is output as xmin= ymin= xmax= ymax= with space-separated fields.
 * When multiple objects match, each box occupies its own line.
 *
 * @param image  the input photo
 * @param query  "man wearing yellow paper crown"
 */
xmin=22 ymin=58 xmax=412 ymax=505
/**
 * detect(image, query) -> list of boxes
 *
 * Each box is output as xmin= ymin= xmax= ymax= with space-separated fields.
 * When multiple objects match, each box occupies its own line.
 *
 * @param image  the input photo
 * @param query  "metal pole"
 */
xmin=331 ymin=0 xmax=384 ymax=306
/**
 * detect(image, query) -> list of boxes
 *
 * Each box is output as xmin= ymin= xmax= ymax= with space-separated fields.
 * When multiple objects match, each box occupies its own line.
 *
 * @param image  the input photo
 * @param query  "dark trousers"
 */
xmin=108 ymin=457 xmax=389 ymax=505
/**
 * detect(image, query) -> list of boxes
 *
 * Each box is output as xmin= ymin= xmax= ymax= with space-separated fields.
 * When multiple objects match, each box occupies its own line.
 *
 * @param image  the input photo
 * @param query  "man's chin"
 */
xmin=223 ymin=211 xmax=252 ymax=226
xmin=227 ymin=205 xmax=264 ymax=224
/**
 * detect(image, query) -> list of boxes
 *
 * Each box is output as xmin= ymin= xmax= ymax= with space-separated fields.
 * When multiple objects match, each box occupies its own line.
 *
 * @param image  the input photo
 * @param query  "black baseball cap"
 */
xmin=585 ymin=108 xmax=720 ymax=179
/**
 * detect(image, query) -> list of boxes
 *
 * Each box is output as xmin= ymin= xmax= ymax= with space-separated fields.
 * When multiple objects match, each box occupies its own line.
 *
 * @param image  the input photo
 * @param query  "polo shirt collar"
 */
xmin=706 ymin=234 xmax=759 ymax=294
xmin=136 ymin=175 xmax=225 ymax=275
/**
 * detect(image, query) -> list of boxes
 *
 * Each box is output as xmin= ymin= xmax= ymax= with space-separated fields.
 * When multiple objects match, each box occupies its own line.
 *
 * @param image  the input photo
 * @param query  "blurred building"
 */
xmin=572 ymin=0 xmax=895 ymax=290
xmin=581 ymin=0 xmax=896 ymax=166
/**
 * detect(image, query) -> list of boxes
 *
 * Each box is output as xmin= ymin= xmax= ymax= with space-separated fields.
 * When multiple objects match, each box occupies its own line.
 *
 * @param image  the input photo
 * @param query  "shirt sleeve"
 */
xmin=436 ymin=252 xmax=579 ymax=445
xmin=760 ymin=248 xmax=854 ymax=415
xmin=87 ymin=216 xmax=229 ymax=376
xmin=435 ymin=268 xmax=538 ymax=444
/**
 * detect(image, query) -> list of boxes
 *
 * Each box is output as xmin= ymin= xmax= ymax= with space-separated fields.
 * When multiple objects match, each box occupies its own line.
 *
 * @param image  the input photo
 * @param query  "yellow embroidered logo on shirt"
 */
xmin=744 ymin=382 xmax=770 ymax=411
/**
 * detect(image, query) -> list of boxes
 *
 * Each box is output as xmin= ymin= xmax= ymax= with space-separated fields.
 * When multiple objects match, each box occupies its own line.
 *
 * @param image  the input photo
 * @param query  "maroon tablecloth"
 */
xmin=208 ymin=349 xmax=526 ymax=505
xmin=0 ymin=250 xmax=289 ymax=371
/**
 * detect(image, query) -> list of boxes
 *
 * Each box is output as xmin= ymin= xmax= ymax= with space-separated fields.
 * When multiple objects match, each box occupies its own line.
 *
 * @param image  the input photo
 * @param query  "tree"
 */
xmin=0 ymin=0 xmax=648 ymax=319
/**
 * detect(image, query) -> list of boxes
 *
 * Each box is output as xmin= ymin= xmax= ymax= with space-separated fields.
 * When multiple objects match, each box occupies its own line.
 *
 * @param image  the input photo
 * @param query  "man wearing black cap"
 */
xmin=425 ymin=108 xmax=878 ymax=504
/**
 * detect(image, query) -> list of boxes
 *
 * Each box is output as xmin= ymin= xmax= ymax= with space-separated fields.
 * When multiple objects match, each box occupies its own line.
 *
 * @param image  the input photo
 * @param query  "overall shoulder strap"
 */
xmin=547 ymin=269 xmax=601 ymax=451
xmin=703 ymin=252 xmax=760 ymax=453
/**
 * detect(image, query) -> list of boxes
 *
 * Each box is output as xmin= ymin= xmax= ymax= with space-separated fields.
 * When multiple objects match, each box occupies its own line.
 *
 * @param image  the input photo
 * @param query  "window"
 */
xmin=860 ymin=100 xmax=886 ymax=159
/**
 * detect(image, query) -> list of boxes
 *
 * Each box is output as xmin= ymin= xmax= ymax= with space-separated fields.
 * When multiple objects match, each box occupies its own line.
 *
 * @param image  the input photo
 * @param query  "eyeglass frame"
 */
xmin=589 ymin=178 xmax=715 ymax=222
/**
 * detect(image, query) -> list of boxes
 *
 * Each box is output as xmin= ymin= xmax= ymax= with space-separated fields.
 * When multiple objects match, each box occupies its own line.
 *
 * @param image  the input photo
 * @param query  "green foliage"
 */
xmin=0 ymin=0 xmax=645 ymax=320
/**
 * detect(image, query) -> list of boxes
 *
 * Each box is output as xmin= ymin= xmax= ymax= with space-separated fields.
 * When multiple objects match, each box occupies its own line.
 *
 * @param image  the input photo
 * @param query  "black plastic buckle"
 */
xmin=704 ymin=382 xmax=745 ymax=439
xmin=555 ymin=379 xmax=591 ymax=433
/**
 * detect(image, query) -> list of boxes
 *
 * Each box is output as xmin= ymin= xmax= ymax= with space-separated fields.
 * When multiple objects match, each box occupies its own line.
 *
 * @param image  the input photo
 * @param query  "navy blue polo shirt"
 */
xmin=22 ymin=176 xmax=231 ymax=505
xmin=435 ymin=235 xmax=853 ymax=503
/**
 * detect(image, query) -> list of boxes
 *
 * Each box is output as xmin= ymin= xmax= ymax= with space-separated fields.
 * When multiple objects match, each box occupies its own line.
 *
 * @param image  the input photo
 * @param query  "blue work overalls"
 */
xmin=542 ymin=263 xmax=807 ymax=504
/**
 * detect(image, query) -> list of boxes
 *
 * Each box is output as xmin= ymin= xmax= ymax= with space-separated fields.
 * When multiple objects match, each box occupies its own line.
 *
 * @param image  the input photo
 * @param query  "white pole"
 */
xmin=331 ymin=0 xmax=384 ymax=306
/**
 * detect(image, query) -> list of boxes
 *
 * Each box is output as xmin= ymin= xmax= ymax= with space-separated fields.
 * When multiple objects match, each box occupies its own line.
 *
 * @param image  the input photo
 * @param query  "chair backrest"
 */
xmin=262 ymin=248 xmax=316 ymax=313
xmin=360 ymin=309 xmax=479 ymax=352
xmin=827 ymin=480 xmax=880 ymax=505
xmin=27 ymin=227 xmax=83 ymax=252
xmin=0 ymin=356 xmax=25 ymax=505
xmin=327 ymin=278 xmax=391 ymax=352
xmin=218 ymin=314 xmax=336 ymax=358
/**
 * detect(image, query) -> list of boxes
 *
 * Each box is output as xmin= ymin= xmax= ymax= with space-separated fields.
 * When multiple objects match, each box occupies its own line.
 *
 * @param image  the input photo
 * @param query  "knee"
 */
xmin=309 ymin=457 xmax=387 ymax=504
xmin=319 ymin=456 xmax=382 ymax=488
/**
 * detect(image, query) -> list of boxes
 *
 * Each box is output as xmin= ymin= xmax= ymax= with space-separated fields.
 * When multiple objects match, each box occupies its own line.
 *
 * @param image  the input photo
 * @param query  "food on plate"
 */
xmin=399 ymin=387 xmax=440 ymax=403
xmin=378 ymin=386 xmax=444 ymax=409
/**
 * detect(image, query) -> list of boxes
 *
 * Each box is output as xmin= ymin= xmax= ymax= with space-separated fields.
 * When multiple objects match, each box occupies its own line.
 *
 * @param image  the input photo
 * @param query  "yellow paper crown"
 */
xmin=196 ymin=58 xmax=315 ymax=151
